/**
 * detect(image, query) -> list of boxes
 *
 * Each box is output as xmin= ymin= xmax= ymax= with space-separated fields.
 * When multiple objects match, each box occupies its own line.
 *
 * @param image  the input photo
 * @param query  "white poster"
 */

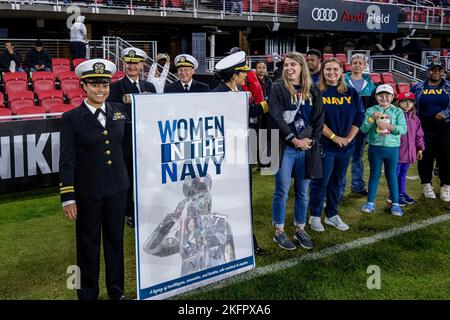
xmin=132 ymin=92 xmax=255 ymax=300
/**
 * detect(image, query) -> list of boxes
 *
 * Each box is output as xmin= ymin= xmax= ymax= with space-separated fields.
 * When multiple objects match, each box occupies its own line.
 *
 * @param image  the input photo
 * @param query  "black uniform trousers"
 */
xmin=418 ymin=117 xmax=450 ymax=186
xmin=76 ymin=191 xmax=127 ymax=300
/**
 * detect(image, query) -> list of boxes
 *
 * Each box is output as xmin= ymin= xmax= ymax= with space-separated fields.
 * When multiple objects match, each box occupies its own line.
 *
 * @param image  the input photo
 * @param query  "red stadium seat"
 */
xmin=38 ymin=90 xmax=65 ymax=112
xmin=0 ymin=92 xmax=4 ymax=107
xmin=323 ymin=53 xmax=334 ymax=61
xmin=59 ymin=71 xmax=81 ymax=95
xmin=72 ymin=58 xmax=87 ymax=69
xmin=260 ymin=0 xmax=275 ymax=12
xmin=170 ymin=0 xmax=182 ymax=8
xmin=0 ymin=107 xmax=12 ymax=121
xmin=8 ymin=90 xmax=35 ymax=114
xmin=278 ymin=0 xmax=289 ymax=13
xmin=344 ymin=63 xmax=352 ymax=72
xmin=52 ymin=58 xmax=71 ymax=77
xmin=3 ymin=72 xmax=28 ymax=94
xmin=112 ymin=70 xmax=126 ymax=83
xmin=49 ymin=104 xmax=77 ymax=115
xmin=396 ymin=83 xmax=411 ymax=94
xmin=288 ymin=0 xmax=298 ymax=14
xmin=32 ymin=71 xmax=55 ymax=93
xmin=370 ymin=73 xmax=382 ymax=84
xmin=67 ymin=88 xmax=87 ymax=107
xmin=381 ymin=72 xmax=395 ymax=83
xmin=335 ymin=53 xmax=348 ymax=64
xmin=15 ymin=106 xmax=46 ymax=119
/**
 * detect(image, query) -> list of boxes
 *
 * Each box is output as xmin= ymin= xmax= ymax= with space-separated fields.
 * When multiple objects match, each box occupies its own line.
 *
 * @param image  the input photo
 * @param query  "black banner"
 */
xmin=0 ymin=118 xmax=61 ymax=193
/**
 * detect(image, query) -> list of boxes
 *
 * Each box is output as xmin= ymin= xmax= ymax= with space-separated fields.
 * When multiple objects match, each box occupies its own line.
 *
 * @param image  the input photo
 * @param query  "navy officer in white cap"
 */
xmin=212 ymin=51 xmax=268 ymax=256
xmin=60 ymin=59 xmax=129 ymax=300
xmin=108 ymin=47 xmax=156 ymax=228
xmin=165 ymin=53 xmax=210 ymax=93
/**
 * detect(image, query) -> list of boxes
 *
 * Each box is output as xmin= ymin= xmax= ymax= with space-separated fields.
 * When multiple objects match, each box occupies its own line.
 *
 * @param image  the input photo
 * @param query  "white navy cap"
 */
xmin=174 ymin=54 xmax=199 ymax=70
xmin=215 ymin=51 xmax=250 ymax=72
xmin=75 ymin=59 xmax=117 ymax=83
xmin=375 ymin=84 xmax=394 ymax=95
xmin=122 ymin=47 xmax=148 ymax=63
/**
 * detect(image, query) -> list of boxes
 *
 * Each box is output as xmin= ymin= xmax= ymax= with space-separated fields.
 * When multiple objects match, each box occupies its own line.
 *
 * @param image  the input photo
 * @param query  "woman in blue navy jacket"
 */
xmin=308 ymin=57 xmax=364 ymax=233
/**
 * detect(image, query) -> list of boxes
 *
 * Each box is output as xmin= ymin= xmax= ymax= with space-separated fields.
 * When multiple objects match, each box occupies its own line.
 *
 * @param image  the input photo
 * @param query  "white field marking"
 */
xmin=178 ymin=213 xmax=450 ymax=298
xmin=406 ymin=175 xmax=420 ymax=180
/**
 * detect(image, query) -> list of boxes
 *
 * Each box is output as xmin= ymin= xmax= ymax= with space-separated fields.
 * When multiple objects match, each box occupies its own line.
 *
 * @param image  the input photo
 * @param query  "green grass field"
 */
xmin=0 ymin=160 xmax=449 ymax=300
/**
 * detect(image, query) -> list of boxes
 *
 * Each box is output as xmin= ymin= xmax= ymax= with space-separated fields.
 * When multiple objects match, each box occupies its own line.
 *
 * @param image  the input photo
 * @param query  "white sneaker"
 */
xmin=309 ymin=216 xmax=325 ymax=232
xmin=422 ymin=183 xmax=436 ymax=199
xmin=325 ymin=215 xmax=349 ymax=231
xmin=440 ymin=185 xmax=450 ymax=202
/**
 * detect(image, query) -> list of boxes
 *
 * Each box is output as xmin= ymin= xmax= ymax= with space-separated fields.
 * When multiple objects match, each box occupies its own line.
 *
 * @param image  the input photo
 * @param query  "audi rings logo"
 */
xmin=311 ymin=8 xmax=338 ymax=22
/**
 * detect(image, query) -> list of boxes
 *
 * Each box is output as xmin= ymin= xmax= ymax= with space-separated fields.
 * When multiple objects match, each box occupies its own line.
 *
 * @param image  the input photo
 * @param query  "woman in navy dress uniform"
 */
xmin=59 ymin=59 xmax=129 ymax=300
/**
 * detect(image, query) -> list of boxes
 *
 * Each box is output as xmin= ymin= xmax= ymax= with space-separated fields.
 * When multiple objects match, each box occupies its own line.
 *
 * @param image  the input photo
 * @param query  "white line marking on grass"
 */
xmin=181 ymin=213 xmax=450 ymax=297
xmin=406 ymin=175 xmax=419 ymax=180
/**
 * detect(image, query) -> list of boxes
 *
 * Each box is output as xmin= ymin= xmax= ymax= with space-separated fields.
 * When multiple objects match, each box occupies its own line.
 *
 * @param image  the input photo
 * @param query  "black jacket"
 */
xmin=0 ymin=49 xmax=22 ymax=73
xmin=59 ymin=102 xmax=130 ymax=202
xmin=165 ymin=80 xmax=210 ymax=93
xmin=268 ymin=80 xmax=325 ymax=179
xmin=25 ymin=48 xmax=52 ymax=69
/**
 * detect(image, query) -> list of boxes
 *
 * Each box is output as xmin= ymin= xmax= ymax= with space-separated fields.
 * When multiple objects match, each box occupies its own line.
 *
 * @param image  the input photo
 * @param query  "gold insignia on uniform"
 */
xmin=93 ymin=62 xmax=106 ymax=74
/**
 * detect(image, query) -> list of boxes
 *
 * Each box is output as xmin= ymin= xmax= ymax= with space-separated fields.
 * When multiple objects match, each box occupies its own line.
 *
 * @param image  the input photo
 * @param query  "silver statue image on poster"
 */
xmin=143 ymin=174 xmax=236 ymax=276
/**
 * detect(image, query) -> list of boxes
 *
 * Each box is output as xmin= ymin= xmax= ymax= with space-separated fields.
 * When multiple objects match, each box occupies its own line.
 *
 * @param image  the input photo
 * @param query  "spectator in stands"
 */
xmin=108 ymin=47 xmax=157 ymax=229
xmin=69 ymin=15 xmax=88 ymax=60
xmin=410 ymin=61 xmax=450 ymax=202
xmin=306 ymin=49 xmax=321 ymax=83
xmin=25 ymin=39 xmax=52 ymax=73
xmin=341 ymin=53 xmax=376 ymax=198
xmin=165 ymin=54 xmax=210 ymax=93
xmin=268 ymin=52 xmax=324 ymax=251
xmin=231 ymin=0 xmax=243 ymax=15
xmin=146 ymin=53 xmax=171 ymax=93
xmin=0 ymin=41 xmax=23 ymax=75
xmin=308 ymin=57 xmax=364 ymax=233
xmin=60 ymin=59 xmax=128 ymax=300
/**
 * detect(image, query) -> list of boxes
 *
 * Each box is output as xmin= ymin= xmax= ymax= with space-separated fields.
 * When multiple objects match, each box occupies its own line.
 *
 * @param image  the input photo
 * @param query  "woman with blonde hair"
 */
xmin=308 ymin=58 xmax=364 ymax=232
xmin=268 ymin=52 xmax=324 ymax=251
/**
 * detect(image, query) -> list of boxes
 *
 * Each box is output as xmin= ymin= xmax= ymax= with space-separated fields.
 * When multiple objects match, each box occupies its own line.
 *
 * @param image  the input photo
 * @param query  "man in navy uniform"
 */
xmin=108 ymin=47 xmax=156 ymax=228
xmin=165 ymin=54 xmax=210 ymax=93
xmin=60 ymin=59 xmax=129 ymax=300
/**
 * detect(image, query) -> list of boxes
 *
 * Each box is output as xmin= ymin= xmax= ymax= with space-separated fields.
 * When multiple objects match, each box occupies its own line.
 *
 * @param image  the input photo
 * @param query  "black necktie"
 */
xmin=184 ymin=84 xmax=189 ymax=92
xmin=94 ymin=108 xmax=106 ymax=118
xmin=133 ymin=81 xmax=140 ymax=93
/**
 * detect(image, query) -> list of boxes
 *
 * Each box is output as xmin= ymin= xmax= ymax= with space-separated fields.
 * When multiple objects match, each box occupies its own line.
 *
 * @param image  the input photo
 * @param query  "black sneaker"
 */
xmin=254 ymin=246 xmax=267 ymax=256
xmin=353 ymin=189 xmax=368 ymax=196
xmin=273 ymin=232 xmax=296 ymax=251
xmin=125 ymin=216 xmax=135 ymax=228
xmin=433 ymin=167 xmax=439 ymax=177
xmin=294 ymin=230 xmax=313 ymax=250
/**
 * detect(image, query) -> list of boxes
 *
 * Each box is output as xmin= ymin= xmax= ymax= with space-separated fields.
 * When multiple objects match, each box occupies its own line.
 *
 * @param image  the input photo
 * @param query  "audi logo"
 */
xmin=311 ymin=8 xmax=338 ymax=22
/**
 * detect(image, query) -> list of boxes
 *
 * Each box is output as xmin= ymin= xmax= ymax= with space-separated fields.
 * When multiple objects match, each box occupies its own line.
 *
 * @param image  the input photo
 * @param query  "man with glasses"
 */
xmin=165 ymin=54 xmax=210 ymax=93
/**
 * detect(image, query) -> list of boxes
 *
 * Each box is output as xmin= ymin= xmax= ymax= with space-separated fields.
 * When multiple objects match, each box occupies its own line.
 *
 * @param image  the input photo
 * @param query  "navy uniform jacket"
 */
xmin=165 ymin=80 xmax=210 ymax=93
xmin=59 ymin=102 xmax=130 ymax=202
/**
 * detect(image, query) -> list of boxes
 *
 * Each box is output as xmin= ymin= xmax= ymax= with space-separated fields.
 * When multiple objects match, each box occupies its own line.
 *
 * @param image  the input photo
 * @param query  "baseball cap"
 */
xmin=375 ymin=84 xmax=394 ymax=95
xmin=428 ymin=61 xmax=444 ymax=70
xmin=397 ymin=92 xmax=416 ymax=102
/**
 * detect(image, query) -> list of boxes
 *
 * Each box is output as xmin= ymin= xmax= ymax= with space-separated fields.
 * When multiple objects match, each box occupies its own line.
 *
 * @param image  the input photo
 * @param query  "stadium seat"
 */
xmin=3 ymin=72 xmax=28 ymax=94
xmin=344 ymin=63 xmax=352 ymax=72
xmin=52 ymin=58 xmax=71 ymax=77
xmin=15 ymin=106 xmax=46 ymax=119
xmin=259 ymin=0 xmax=275 ymax=12
xmin=67 ymin=88 xmax=87 ymax=107
xmin=8 ymin=90 xmax=35 ymax=114
xmin=0 ymin=92 xmax=4 ymax=107
xmin=335 ymin=53 xmax=347 ymax=64
xmin=370 ymin=73 xmax=382 ymax=84
xmin=397 ymin=83 xmax=411 ymax=94
xmin=37 ymin=90 xmax=64 ymax=112
xmin=278 ymin=0 xmax=289 ymax=13
xmin=288 ymin=0 xmax=298 ymax=14
xmin=49 ymin=103 xmax=77 ymax=115
xmin=0 ymin=107 xmax=12 ymax=121
xmin=170 ymin=0 xmax=182 ymax=8
xmin=31 ymin=71 xmax=55 ymax=93
xmin=59 ymin=71 xmax=81 ymax=95
xmin=72 ymin=58 xmax=87 ymax=69
xmin=112 ymin=70 xmax=126 ymax=83
xmin=381 ymin=72 xmax=395 ymax=83
xmin=323 ymin=53 xmax=334 ymax=61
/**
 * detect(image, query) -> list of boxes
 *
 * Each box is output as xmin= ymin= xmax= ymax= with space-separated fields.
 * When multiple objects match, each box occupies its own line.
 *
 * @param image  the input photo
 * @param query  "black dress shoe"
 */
xmin=125 ymin=216 xmax=135 ymax=228
xmin=254 ymin=246 xmax=267 ymax=256
xmin=353 ymin=189 xmax=368 ymax=196
xmin=118 ymin=295 xmax=126 ymax=300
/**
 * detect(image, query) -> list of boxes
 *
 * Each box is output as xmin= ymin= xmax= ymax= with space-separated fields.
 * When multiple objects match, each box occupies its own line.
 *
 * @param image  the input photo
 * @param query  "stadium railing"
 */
xmin=370 ymin=54 xmax=428 ymax=82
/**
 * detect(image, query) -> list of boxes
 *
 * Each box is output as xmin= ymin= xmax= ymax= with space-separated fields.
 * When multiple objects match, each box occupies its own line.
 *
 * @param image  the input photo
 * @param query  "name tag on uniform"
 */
xmin=113 ymin=112 xmax=126 ymax=121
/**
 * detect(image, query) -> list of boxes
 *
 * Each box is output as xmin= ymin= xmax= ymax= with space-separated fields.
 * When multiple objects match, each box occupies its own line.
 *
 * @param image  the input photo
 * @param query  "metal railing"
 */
xmin=0 ymin=112 xmax=64 ymax=121
xmin=370 ymin=54 xmax=428 ymax=82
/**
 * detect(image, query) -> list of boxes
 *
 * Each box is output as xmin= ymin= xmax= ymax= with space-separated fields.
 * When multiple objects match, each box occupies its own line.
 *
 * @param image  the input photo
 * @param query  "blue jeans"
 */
xmin=341 ymin=131 xmax=367 ymax=196
xmin=367 ymin=145 xmax=399 ymax=204
xmin=310 ymin=146 xmax=354 ymax=218
xmin=272 ymin=146 xmax=310 ymax=229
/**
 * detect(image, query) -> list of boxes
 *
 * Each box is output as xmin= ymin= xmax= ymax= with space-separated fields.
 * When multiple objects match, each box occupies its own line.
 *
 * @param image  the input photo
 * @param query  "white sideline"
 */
xmin=181 ymin=213 xmax=450 ymax=297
